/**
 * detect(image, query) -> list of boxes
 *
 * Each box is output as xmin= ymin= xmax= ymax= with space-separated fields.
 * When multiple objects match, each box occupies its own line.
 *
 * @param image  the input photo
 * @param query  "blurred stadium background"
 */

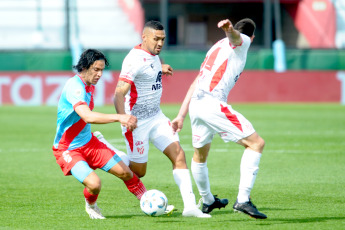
xmin=0 ymin=0 xmax=344 ymax=106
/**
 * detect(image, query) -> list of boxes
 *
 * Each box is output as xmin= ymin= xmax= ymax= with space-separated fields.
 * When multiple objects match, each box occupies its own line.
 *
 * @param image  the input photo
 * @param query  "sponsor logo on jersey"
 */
xmin=152 ymin=71 xmax=162 ymax=91
xmin=234 ymin=73 xmax=241 ymax=83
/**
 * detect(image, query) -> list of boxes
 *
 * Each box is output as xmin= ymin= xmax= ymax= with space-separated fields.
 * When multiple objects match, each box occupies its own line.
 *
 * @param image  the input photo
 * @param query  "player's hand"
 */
xmin=120 ymin=114 xmax=137 ymax=131
xmin=171 ymin=116 xmax=184 ymax=134
xmin=218 ymin=19 xmax=234 ymax=33
xmin=162 ymin=64 xmax=173 ymax=76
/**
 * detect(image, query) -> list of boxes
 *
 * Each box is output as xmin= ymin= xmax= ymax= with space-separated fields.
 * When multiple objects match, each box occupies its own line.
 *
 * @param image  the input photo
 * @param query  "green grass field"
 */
xmin=1 ymin=104 xmax=344 ymax=229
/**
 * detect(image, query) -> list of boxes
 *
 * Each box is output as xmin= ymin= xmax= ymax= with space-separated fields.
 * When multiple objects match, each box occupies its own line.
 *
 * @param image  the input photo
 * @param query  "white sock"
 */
xmin=96 ymin=132 xmax=130 ymax=166
xmin=173 ymin=169 xmax=197 ymax=211
xmin=191 ymin=159 xmax=215 ymax=205
xmin=237 ymin=149 xmax=262 ymax=203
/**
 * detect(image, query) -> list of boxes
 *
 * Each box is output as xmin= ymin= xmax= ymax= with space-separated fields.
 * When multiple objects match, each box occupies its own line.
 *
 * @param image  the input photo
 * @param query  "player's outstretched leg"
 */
xmin=233 ymin=198 xmax=267 ymax=219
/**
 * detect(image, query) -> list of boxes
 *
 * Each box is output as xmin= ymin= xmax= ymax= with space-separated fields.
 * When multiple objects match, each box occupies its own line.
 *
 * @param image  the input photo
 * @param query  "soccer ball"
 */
xmin=140 ymin=189 xmax=168 ymax=216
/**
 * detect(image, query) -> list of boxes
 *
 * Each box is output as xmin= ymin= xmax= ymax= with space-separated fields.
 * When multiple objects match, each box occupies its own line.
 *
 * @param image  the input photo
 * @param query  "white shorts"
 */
xmin=121 ymin=111 xmax=179 ymax=163
xmin=189 ymin=96 xmax=255 ymax=148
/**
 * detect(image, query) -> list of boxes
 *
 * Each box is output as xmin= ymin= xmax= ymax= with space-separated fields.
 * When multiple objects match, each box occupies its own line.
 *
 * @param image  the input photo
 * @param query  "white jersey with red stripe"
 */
xmin=119 ymin=45 xmax=163 ymax=120
xmin=193 ymin=34 xmax=251 ymax=102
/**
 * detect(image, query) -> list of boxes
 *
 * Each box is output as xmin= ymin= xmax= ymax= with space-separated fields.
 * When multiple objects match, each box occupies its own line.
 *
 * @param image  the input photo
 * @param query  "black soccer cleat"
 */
xmin=202 ymin=195 xmax=229 ymax=213
xmin=233 ymin=199 xmax=267 ymax=219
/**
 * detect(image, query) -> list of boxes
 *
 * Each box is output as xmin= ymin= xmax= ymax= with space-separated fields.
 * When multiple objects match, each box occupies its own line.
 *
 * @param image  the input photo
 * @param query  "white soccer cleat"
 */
xmin=85 ymin=202 xmax=106 ymax=219
xmin=93 ymin=131 xmax=104 ymax=139
xmin=182 ymin=207 xmax=212 ymax=218
xmin=164 ymin=205 xmax=175 ymax=216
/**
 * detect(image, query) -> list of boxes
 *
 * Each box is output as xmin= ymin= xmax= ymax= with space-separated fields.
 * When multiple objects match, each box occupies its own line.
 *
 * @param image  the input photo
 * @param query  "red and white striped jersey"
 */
xmin=193 ymin=34 xmax=251 ymax=102
xmin=119 ymin=45 xmax=163 ymax=120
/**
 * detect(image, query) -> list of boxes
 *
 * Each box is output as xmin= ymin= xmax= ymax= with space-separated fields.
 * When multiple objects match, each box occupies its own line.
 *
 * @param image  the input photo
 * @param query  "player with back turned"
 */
xmin=172 ymin=18 xmax=267 ymax=219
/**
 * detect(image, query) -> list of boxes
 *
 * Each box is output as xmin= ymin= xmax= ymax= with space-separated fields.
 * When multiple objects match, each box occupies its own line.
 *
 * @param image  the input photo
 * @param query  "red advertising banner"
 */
xmin=0 ymin=71 xmax=118 ymax=105
xmin=162 ymin=70 xmax=342 ymax=103
xmin=0 ymin=70 xmax=342 ymax=105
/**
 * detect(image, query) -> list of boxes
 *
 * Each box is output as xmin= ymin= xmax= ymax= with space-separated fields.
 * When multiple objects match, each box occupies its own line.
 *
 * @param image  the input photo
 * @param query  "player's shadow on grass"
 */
xmin=105 ymin=214 xmax=142 ymax=219
xmin=270 ymin=216 xmax=345 ymax=224
xmin=207 ymin=210 xmax=234 ymax=216
xmin=105 ymin=212 xmax=182 ymax=219
xmin=259 ymin=207 xmax=296 ymax=211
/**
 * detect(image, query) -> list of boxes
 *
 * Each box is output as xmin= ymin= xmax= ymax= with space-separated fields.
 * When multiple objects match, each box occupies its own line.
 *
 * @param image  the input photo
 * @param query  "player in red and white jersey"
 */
xmin=194 ymin=31 xmax=251 ymax=103
xmin=118 ymin=43 xmax=163 ymax=120
xmin=172 ymin=19 xmax=267 ymax=219
xmin=112 ymin=20 xmax=210 ymax=218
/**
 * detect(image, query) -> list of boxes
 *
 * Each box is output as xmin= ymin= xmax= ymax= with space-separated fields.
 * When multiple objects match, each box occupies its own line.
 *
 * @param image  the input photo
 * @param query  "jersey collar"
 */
xmin=77 ymin=74 xmax=94 ymax=93
xmin=134 ymin=44 xmax=156 ymax=56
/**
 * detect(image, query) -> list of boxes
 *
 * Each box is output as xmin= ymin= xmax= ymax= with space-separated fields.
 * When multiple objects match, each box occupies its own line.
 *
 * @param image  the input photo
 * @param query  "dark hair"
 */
xmin=73 ymin=49 xmax=109 ymax=73
xmin=234 ymin=18 xmax=256 ymax=37
xmin=144 ymin=20 xmax=164 ymax=31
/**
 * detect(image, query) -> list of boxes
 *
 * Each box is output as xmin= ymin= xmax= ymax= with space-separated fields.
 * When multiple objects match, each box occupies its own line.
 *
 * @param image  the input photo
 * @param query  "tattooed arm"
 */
xmin=114 ymin=80 xmax=131 ymax=114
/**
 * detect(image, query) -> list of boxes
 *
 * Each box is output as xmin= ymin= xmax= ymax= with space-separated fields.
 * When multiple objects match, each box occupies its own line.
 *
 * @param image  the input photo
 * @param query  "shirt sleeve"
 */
xmin=65 ymin=82 xmax=87 ymax=109
xmin=119 ymin=54 xmax=141 ymax=83
xmin=233 ymin=34 xmax=251 ymax=52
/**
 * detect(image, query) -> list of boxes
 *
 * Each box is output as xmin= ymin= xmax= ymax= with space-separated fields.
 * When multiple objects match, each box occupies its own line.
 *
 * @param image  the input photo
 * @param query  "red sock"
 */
xmin=124 ymin=174 xmax=147 ymax=200
xmin=83 ymin=187 xmax=98 ymax=205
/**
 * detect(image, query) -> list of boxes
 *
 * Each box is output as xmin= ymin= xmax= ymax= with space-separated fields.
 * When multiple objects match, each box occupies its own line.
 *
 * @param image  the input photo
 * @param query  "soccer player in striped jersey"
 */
xmin=113 ymin=20 xmax=210 ymax=218
xmin=52 ymin=49 xmax=146 ymax=219
xmin=172 ymin=18 xmax=267 ymax=219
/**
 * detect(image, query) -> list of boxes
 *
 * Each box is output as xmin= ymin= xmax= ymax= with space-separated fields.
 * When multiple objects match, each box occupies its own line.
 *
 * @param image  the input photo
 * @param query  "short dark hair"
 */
xmin=73 ymin=49 xmax=109 ymax=73
xmin=234 ymin=18 xmax=256 ymax=37
xmin=144 ymin=20 xmax=164 ymax=31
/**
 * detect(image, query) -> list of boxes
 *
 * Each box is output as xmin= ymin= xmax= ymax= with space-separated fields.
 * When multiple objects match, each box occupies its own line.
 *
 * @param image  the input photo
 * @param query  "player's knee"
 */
xmin=129 ymin=163 xmax=147 ymax=178
xmin=255 ymin=136 xmax=265 ymax=153
xmin=86 ymin=180 xmax=102 ymax=194
xmin=135 ymin=170 xmax=146 ymax=178
xmin=118 ymin=169 xmax=134 ymax=181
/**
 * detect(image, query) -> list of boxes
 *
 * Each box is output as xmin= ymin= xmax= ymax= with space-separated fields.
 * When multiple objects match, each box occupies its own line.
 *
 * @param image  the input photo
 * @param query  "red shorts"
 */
xmin=53 ymin=135 xmax=115 ymax=176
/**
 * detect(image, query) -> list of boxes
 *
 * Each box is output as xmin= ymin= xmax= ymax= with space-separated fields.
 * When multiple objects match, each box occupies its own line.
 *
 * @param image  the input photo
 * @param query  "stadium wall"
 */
xmin=0 ymin=49 xmax=345 ymax=71
xmin=0 ymin=70 xmax=343 ymax=105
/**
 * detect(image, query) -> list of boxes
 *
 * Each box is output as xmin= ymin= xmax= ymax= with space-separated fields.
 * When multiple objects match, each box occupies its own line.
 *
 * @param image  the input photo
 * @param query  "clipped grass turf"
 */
xmin=0 ymin=104 xmax=344 ymax=229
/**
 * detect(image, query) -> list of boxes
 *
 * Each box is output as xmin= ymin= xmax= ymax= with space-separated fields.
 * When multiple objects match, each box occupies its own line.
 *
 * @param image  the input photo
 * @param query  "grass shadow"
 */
xmin=271 ymin=216 xmax=345 ymax=224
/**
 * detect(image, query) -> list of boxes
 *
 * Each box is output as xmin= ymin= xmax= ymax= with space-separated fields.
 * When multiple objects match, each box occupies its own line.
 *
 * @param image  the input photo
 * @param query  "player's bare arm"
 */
xmin=162 ymin=64 xmax=173 ymax=76
xmin=218 ymin=19 xmax=242 ymax=46
xmin=74 ymin=104 xmax=137 ymax=130
xmin=118 ymin=113 xmax=138 ymax=131
xmin=171 ymin=74 xmax=200 ymax=134
xmin=114 ymin=80 xmax=131 ymax=114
